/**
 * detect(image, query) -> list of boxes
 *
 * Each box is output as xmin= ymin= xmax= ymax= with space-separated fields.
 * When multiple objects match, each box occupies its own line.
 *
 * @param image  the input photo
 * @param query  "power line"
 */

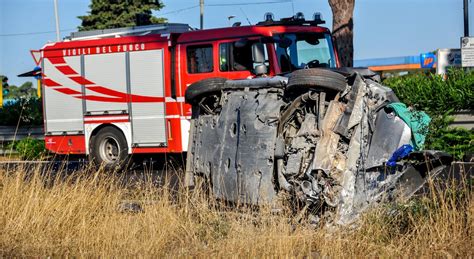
xmin=159 ymin=5 xmax=199 ymax=15
xmin=159 ymin=1 xmax=291 ymax=16
xmin=0 ymin=29 xmax=75 ymax=37
xmin=206 ymin=1 xmax=291 ymax=7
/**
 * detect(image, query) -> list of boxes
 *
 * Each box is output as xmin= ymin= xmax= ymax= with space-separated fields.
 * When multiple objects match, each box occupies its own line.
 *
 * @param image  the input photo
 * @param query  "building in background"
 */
xmin=354 ymin=49 xmax=462 ymax=78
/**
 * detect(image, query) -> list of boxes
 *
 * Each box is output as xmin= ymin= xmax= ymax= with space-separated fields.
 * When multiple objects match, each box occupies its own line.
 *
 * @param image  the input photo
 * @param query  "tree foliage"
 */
xmin=0 ymin=97 xmax=43 ymax=126
xmin=4 ymin=82 xmax=37 ymax=99
xmin=1 ymin=75 xmax=37 ymax=99
xmin=78 ymin=0 xmax=167 ymax=31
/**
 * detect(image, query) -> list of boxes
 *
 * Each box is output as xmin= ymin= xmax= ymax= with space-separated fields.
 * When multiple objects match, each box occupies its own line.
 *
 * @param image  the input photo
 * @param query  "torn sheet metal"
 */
xmin=188 ymin=87 xmax=285 ymax=205
xmin=366 ymin=109 xmax=412 ymax=169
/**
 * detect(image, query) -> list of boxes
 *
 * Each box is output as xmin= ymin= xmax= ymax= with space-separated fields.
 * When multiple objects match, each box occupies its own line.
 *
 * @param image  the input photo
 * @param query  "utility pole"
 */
xmin=464 ymin=0 xmax=469 ymax=37
xmin=53 ymin=0 xmax=61 ymax=41
xmin=200 ymin=0 xmax=204 ymax=29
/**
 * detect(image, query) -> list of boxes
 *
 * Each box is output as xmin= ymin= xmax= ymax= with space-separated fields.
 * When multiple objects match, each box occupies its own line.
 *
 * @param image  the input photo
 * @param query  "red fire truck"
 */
xmin=40 ymin=13 xmax=340 ymax=167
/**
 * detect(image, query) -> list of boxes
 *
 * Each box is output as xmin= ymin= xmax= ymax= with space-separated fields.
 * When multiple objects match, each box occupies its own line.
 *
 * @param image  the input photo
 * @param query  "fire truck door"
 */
xmin=129 ymin=49 xmax=167 ymax=146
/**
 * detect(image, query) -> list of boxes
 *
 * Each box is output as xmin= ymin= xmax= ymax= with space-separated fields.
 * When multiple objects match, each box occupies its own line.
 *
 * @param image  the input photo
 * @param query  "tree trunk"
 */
xmin=328 ymin=0 xmax=355 ymax=67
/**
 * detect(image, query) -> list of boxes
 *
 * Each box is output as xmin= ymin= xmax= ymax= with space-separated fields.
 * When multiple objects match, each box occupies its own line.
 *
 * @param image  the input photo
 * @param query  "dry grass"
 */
xmin=0 ymin=155 xmax=21 ymax=161
xmin=0 ymin=166 xmax=472 ymax=257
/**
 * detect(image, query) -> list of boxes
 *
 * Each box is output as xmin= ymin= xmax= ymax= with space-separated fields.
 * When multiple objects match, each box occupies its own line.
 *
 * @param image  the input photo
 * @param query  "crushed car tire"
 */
xmin=184 ymin=77 xmax=227 ymax=104
xmin=287 ymin=68 xmax=347 ymax=93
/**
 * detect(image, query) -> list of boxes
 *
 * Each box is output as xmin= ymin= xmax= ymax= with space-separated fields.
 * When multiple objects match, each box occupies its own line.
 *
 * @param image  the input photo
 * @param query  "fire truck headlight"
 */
xmin=264 ymin=12 xmax=274 ymax=22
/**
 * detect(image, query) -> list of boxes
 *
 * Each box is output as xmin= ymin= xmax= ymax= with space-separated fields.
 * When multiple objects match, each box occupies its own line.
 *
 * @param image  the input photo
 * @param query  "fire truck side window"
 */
xmin=187 ymin=45 xmax=213 ymax=73
xmin=219 ymin=42 xmax=254 ymax=72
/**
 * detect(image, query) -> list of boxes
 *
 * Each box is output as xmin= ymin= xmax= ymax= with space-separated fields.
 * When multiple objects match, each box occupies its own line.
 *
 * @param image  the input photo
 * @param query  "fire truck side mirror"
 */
xmin=252 ymin=43 xmax=265 ymax=64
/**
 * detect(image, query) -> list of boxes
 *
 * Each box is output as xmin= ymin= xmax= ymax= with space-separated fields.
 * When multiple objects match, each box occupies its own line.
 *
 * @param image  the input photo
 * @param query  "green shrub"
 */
xmin=384 ymin=69 xmax=474 ymax=114
xmin=8 ymin=138 xmax=47 ymax=160
xmin=0 ymin=97 xmax=43 ymax=126
xmin=383 ymin=68 xmax=474 ymax=160
xmin=428 ymin=127 xmax=474 ymax=160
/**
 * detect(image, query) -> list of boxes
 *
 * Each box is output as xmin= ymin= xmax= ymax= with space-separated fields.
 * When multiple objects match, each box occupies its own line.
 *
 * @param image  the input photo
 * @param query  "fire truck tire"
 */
xmin=185 ymin=77 xmax=227 ymax=104
xmin=90 ymin=126 xmax=129 ymax=170
xmin=286 ymin=68 xmax=347 ymax=93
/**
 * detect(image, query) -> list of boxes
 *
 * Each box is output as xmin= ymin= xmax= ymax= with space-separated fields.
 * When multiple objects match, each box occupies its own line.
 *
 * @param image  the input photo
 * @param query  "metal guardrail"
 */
xmin=451 ymin=110 xmax=474 ymax=130
xmin=0 ymin=126 xmax=44 ymax=141
xmin=0 ymin=126 xmax=44 ymax=155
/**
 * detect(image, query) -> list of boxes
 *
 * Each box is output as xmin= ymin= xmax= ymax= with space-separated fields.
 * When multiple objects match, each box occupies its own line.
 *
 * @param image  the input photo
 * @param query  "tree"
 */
xmin=328 ymin=0 xmax=355 ymax=67
xmin=78 ymin=0 xmax=167 ymax=31
xmin=3 ymin=82 xmax=37 ymax=99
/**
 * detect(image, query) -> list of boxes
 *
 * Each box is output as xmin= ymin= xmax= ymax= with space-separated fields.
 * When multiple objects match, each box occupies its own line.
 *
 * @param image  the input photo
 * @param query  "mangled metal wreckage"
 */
xmin=184 ymin=68 xmax=451 ymax=225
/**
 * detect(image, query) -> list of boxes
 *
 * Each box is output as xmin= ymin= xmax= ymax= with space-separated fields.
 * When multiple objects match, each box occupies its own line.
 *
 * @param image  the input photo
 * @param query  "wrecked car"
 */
xmin=184 ymin=65 xmax=452 ymax=225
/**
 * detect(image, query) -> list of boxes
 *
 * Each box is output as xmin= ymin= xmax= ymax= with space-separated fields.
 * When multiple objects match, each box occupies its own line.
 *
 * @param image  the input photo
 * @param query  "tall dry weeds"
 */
xmin=0 ymin=165 xmax=472 ymax=257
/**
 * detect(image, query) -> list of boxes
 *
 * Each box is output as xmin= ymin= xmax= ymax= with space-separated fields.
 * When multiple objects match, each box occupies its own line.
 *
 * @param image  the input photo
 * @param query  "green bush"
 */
xmin=8 ymin=138 xmax=47 ymax=160
xmin=428 ymin=127 xmax=474 ymax=159
xmin=384 ymin=69 xmax=473 ymax=113
xmin=0 ymin=97 xmax=43 ymax=126
xmin=383 ymin=68 xmax=474 ymax=160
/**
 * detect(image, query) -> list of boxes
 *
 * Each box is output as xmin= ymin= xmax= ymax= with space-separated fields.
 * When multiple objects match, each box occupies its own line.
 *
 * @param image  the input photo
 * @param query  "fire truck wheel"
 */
xmin=286 ymin=68 xmax=347 ymax=93
xmin=185 ymin=77 xmax=227 ymax=104
xmin=90 ymin=126 xmax=129 ymax=170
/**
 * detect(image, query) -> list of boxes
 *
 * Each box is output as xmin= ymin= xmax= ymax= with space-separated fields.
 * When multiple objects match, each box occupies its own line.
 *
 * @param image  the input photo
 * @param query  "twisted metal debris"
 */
xmin=184 ymin=68 xmax=451 ymax=225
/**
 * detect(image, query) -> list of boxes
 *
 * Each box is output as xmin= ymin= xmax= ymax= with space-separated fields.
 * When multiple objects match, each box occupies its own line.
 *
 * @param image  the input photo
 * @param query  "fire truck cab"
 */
xmin=40 ymin=13 xmax=339 ymax=168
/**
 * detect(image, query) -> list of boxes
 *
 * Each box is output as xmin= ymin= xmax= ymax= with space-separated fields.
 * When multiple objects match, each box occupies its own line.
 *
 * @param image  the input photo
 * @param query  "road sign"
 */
xmin=30 ymin=50 xmax=42 ymax=66
xmin=461 ymin=37 xmax=474 ymax=67
xmin=436 ymin=49 xmax=461 ymax=75
xmin=420 ymin=53 xmax=436 ymax=68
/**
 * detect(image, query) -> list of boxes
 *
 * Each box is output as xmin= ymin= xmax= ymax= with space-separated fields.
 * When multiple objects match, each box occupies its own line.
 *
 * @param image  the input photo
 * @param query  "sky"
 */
xmin=0 ymin=0 xmax=470 ymax=86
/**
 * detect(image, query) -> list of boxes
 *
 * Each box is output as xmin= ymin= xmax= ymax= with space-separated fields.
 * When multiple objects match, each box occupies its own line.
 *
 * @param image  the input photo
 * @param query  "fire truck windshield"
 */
xmin=273 ymin=33 xmax=336 ymax=73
